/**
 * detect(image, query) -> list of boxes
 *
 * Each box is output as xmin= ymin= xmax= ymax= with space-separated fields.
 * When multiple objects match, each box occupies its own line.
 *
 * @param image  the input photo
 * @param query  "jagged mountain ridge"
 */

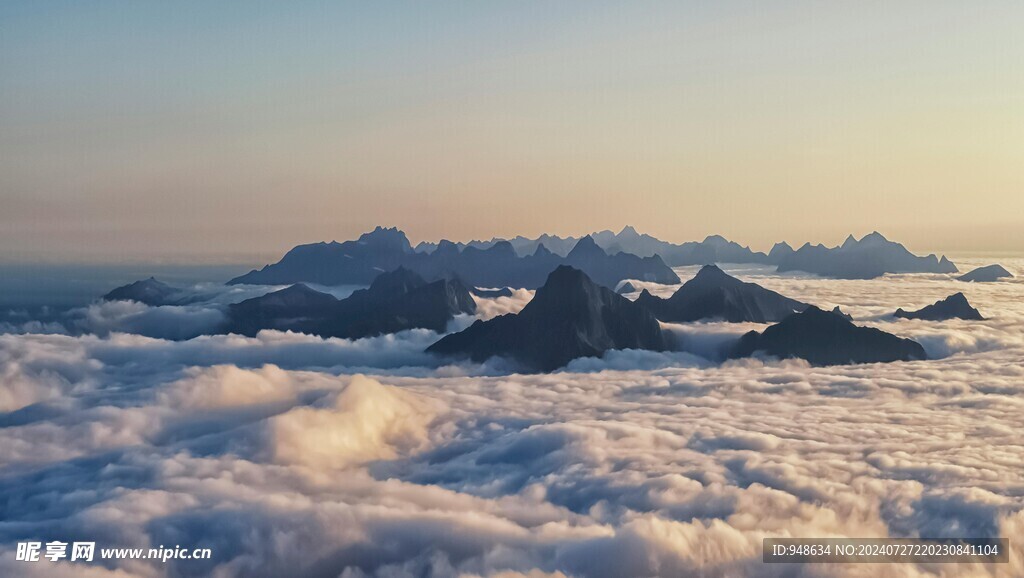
xmin=427 ymin=266 xmax=669 ymax=371
xmin=775 ymin=232 xmax=957 ymax=279
xmin=229 ymin=228 xmax=680 ymax=290
xmin=416 ymin=227 xmax=957 ymax=276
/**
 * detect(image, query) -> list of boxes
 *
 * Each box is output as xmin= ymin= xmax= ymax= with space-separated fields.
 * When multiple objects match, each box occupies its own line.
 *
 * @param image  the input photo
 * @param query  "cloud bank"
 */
xmin=0 ymin=259 xmax=1022 ymax=576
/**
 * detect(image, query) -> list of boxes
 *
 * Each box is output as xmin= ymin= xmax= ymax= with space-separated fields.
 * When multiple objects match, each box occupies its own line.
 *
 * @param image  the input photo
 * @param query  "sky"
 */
xmin=1 ymin=0 xmax=1022 ymax=263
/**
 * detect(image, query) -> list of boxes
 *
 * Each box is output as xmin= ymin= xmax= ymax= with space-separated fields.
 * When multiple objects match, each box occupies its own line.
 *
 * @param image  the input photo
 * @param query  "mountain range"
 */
xmin=417 ymin=227 xmax=957 ymax=279
xmin=225 ymin=267 xmax=476 ymax=339
xmin=416 ymin=226 xmax=772 ymax=266
xmin=229 ymin=227 xmax=680 ymax=290
xmin=774 ymin=232 xmax=957 ymax=279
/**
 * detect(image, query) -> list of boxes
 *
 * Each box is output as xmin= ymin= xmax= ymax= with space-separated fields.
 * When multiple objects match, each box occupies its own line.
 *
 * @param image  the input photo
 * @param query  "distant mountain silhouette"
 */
xmin=768 ymin=242 xmax=795 ymax=262
xmin=636 ymin=265 xmax=807 ymax=323
xmin=419 ymin=226 xmax=770 ymax=265
xmin=894 ymin=292 xmax=984 ymax=321
xmin=588 ymin=227 xmax=771 ymax=265
xmin=231 ymin=228 xmax=679 ymax=290
xmin=774 ymin=232 xmax=958 ymax=279
xmin=226 ymin=267 xmax=475 ymax=338
xmin=427 ymin=266 xmax=668 ymax=371
xmin=103 ymin=277 xmax=201 ymax=306
xmin=225 ymin=283 xmax=340 ymax=335
xmin=416 ymin=234 xmax=578 ymax=258
xmin=416 ymin=228 xmax=961 ymax=277
xmin=229 ymin=226 xmax=414 ymax=286
xmin=957 ymin=264 xmax=1012 ymax=283
xmin=730 ymin=306 xmax=927 ymax=366
xmin=561 ymin=236 xmax=680 ymax=288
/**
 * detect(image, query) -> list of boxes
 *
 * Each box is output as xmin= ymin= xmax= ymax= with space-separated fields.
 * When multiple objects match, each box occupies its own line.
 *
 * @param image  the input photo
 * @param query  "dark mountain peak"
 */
xmin=947 ymin=292 xmax=969 ymax=305
xmin=435 ymin=239 xmax=460 ymax=255
xmin=103 ymin=277 xmax=181 ymax=306
xmin=532 ymin=243 xmax=553 ymax=258
xmin=426 ymin=266 xmax=667 ymax=371
xmin=768 ymin=242 xmax=795 ymax=261
xmin=254 ymin=283 xmax=337 ymax=307
xmin=618 ymin=225 xmax=640 ymax=237
xmin=731 ymin=306 xmax=926 ymax=366
xmin=958 ymin=264 xmax=1012 ymax=283
xmin=702 ymin=234 xmax=728 ymax=245
xmin=617 ymin=281 xmax=637 ymax=294
xmin=894 ymin=292 xmax=984 ymax=321
xmin=860 ymin=231 xmax=889 ymax=244
xmin=535 ymin=265 xmax=591 ymax=297
xmin=639 ymin=266 xmax=807 ymax=323
xmin=841 ymin=234 xmax=858 ymax=249
xmin=368 ymin=267 xmax=427 ymax=295
xmin=276 ymin=282 xmax=319 ymax=295
xmin=226 ymin=284 xmax=340 ymax=335
xmin=358 ymin=226 xmax=413 ymax=252
xmin=567 ymin=235 xmax=605 ymax=259
xmin=135 ymin=276 xmax=167 ymax=287
xmin=485 ymin=240 xmax=518 ymax=258
xmin=690 ymin=264 xmax=737 ymax=284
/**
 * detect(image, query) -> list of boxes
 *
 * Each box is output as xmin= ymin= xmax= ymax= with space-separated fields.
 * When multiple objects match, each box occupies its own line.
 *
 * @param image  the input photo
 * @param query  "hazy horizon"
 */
xmin=0 ymin=224 xmax=1019 ymax=268
xmin=2 ymin=1 xmax=1022 ymax=262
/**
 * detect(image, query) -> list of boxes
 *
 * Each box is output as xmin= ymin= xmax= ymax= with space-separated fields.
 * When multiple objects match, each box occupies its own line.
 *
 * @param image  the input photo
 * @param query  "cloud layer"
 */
xmin=0 ymin=258 xmax=1022 ymax=576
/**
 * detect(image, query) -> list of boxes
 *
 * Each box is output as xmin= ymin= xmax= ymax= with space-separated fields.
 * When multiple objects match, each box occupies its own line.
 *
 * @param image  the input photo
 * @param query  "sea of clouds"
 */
xmin=1 ymin=258 xmax=1022 ymax=577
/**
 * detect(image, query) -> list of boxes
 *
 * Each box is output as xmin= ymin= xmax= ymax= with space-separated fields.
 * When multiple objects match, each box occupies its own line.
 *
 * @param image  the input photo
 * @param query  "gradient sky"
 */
xmin=1 ymin=0 xmax=1022 ymax=263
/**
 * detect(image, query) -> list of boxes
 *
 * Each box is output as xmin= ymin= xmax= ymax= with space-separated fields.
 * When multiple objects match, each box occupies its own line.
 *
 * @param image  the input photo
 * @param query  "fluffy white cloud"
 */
xmin=472 ymin=290 xmax=534 ymax=321
xmin=267 ymin=374 xmax=443 ymax=469
xmin=0 ymin=258 xmax=1022 ymax=576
